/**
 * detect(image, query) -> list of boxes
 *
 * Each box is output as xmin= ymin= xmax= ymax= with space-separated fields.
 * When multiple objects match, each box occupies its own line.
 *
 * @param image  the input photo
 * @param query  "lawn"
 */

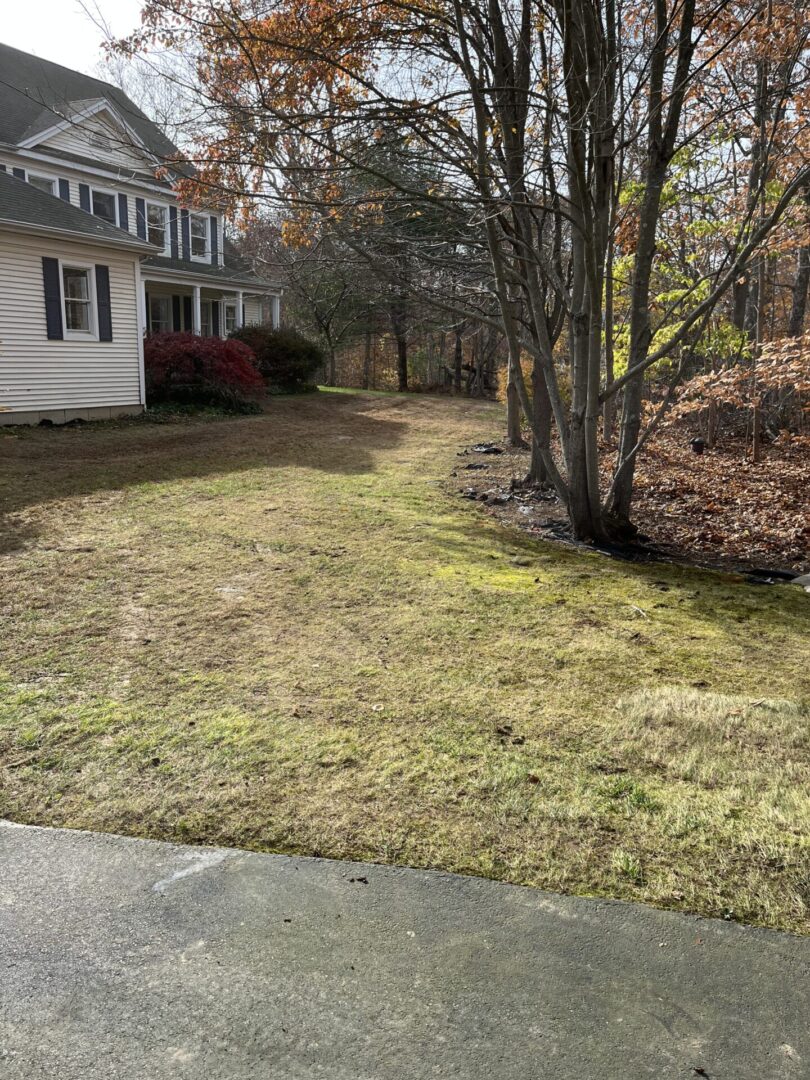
xmin=1 ymin=390 xmax=808 ymax=933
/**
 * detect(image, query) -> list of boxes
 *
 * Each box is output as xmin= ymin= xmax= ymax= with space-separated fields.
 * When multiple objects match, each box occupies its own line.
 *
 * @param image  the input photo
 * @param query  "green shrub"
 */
xmin=229 ymin=324 xmax=323 ymax=393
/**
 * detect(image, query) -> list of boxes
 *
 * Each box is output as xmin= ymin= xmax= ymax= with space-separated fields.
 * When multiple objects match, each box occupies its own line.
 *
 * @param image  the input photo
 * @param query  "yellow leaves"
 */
xmin=281 ymin=216 xmax=314 ymax=249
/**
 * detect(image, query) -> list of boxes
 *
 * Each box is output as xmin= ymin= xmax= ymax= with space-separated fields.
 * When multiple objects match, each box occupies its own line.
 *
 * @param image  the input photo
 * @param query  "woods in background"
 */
xmin=117 ymin=0 xmax=809 ymax=540
xmin=241 ymin=218 xmax=505 ymax=393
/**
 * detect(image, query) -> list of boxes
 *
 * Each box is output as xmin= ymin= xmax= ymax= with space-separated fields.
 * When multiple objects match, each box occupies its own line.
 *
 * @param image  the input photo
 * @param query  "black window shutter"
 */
xmin=12 ymin=167 xmax=25 ymax=180
xmin=117 ymin=194 xmax=129 ymax=230
xmin=212 ymin=301 xmax=220 ymax=337
xmin=172 ymin=295 xmax=181 ymax=331
xmin=181 ymin=209 xmax=190 ymax=260
xmin=210 ymin=216 xmax=218 ymax=263
xmin=169 ymin=207 xmax=179 ymax=259
xmin=42 ymin=257 xmax=63 ymax=340
xmin=145 ymin=291 xmax=151 ymax=333
xmin=58 ymin=178 xmax=70 ymax=201
xmin=183 ymin=295 xmax=192 ymax=330
xmin=95 ymin=265 xmax=113 ymax=341
xmin=135 ymin=198 xmax=147 ymax=240
xmin=79 ymin=183 xmax=91 ymax=212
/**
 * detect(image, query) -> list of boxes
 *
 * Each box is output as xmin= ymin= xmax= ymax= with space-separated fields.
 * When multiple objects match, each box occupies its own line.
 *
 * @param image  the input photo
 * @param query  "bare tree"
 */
xmin=116 ymin=0 xmax=810 ymax=540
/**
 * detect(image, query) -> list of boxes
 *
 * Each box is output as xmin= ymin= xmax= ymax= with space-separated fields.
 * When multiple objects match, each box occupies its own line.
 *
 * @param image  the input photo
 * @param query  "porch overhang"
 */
xmin=140 ymin=265 xmax=280 ymax=294
xmin=140 ymin=273 xmax=280 ymax=336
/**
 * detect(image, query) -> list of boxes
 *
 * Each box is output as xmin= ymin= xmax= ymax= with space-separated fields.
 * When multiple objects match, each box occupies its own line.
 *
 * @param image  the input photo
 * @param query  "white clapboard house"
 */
xmin=0 ymin=42 xmax=281 ymax=425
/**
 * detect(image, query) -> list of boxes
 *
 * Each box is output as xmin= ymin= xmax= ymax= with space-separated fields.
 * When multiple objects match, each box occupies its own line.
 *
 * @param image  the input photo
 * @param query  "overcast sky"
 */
xmin=2 ymin=0 xmax=143 ymax=75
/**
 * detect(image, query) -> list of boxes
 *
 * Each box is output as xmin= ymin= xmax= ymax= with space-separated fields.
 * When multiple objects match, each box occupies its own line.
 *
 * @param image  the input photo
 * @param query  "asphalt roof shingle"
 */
xmin=0 ymin=168 xmax=154 ymax=249
xmin=0 ymin=41 xmax=181 ymax=168
xmin=142 ymin=235 xmax=274 ymax=288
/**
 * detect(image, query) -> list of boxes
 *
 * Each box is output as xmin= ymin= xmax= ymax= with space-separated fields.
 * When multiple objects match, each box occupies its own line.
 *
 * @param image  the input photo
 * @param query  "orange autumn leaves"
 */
xmin=671 ymin=333 xmax=810 ymax=418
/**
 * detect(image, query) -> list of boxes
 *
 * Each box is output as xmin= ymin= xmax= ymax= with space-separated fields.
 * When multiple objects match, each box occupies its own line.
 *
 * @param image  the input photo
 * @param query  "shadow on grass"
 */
xmin=0 ymin=392 xmax=410 ymax=553
xmin=432 ymin=497 xmax=810 ymax=639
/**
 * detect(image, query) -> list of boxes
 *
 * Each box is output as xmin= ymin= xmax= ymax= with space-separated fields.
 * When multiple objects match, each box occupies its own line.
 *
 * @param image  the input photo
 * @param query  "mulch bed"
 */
xmin=453 ymin=426 xmax=810 ymax=576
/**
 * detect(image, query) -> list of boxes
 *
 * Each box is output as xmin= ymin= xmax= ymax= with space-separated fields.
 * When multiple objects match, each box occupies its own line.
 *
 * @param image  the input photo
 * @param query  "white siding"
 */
xmin=243 ymin=297 xmax=265 ymax=324
xmin=1 ymin=157 xmax=226 ymax=265
xmin=41 ymin=113 xmax=150 ymax=173
xmin=0 ymin=231 xmax=142 ymax=412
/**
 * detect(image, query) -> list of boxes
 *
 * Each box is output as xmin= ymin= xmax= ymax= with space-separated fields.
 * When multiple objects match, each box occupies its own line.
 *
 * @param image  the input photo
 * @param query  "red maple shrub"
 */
xmin=144 ymin=332 xmax=264 ymax=411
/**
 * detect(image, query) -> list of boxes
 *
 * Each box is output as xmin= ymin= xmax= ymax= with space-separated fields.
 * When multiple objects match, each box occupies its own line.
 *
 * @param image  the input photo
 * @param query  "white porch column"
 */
xmin=137 ymin=271 xmax=147 ymax=337
xmin=271 ymin=294 xmax=280 ymax=328
xmin=135 ymin=261 xmax=146 ymax=407
xmin=236 ymin=291 xmax=244 ymax=329
xmin=192 ymin=285 xmax=201 ymax=335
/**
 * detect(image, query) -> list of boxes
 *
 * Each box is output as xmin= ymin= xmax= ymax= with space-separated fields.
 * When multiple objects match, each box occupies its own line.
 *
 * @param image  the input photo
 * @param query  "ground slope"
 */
xmin=1 ymin=391 xmax=807 ymax=931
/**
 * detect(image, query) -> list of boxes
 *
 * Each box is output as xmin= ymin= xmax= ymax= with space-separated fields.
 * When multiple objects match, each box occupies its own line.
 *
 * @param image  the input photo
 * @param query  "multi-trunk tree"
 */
xmin=118 ymin=0 xmax=810 ymax=541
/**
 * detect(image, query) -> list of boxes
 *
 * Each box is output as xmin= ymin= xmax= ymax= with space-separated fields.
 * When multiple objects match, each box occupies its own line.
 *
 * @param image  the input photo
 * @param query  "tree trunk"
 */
xmin=788 ymin=243 xmax=810 ymax=338
xmin=706 ymin=398 xmax=718 ymax=448
xmin=396 ymin=335 xmax=408 ymax=392
xmin=327 ymin=346 xmax=336 ymax=387
xmin=506 ymin=361 xmax=523 ymax=446
xmin=603 ymin=248 xmax=616 ymax=442
xmin=568 ymin=417 xmax=600 ymax=540
xmin=526 ymin=357 xmax=551 ymax=484
xmin=752 ymin=252 xmax=766 ymax=464
xmin=609 ymin=167 xmax=668 ymax=527
xmin=607 ymin=0 xmax=696 ymax=528
xmin=453 ymin=325 xmax=463 ymax=393
xmin=390 ymin=298 xmax=408 ymax=392
xmin=362 ymin=318 xmax=372 ymax=389
xmin=750 ymin=56 xmax=769 ymax=464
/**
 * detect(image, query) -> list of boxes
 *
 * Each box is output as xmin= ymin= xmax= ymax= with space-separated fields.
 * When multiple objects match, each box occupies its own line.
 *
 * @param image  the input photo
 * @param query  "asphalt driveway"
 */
xmin=0 ymin=821 xmax=807 ymax=1079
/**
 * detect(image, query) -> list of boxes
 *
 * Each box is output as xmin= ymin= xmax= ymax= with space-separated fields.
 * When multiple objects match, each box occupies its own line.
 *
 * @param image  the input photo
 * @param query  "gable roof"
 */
xmin=0 ymin=42 xmax=182 ymax=170
xmin=18 ymin=97 xmax=154 ymax=158
xmin=0 ymin=168 xmax=156 ymax=251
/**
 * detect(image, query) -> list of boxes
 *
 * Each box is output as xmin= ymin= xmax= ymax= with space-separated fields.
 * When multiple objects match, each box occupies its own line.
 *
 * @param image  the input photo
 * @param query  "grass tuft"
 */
xmin=0 ymin=391 xmax=808 ymax=931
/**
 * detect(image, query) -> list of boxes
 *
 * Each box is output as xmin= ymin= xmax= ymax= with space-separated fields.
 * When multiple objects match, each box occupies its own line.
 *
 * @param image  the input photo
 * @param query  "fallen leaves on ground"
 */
xmin=630 ymin=428 xmax=809 ymax=572
xmin=455 ymin=424 xmax=809 ymax=573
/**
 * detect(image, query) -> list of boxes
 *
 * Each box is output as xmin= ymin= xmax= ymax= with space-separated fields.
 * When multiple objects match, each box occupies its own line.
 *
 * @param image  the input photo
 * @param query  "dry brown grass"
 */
xmin=1 ymin=389 xmax=808 ymax=931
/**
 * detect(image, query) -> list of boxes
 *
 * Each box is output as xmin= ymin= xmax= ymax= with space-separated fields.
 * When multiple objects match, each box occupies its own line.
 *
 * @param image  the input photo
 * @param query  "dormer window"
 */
xmin=190 ymin=214 xmax=208 ymax=261
xmin=147 ymin=203 xmax=169 ymax=253
xmin=91 ymin=188 xmax=117 ymax=226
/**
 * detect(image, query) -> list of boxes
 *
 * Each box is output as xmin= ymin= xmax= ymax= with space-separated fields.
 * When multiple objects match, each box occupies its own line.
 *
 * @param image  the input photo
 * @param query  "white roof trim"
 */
xmin=0 ymin=217 xmax=158 ymax=253
xmin=17 ymin=98 xmax=159 ymax=167
xmin=1 ymin=146 xmax=181 ymax=196
xmin=142 ymin=265 xmax=281 ymax=291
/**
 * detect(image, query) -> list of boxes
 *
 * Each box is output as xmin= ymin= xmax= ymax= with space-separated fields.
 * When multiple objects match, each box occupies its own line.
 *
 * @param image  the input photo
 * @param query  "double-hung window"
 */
xmin=224 ymin=302 xmax=237 ymax=335
xmin=62 ymin=265 xmax=96 ymax=336
xmin=42 ymin=258 xmax=111 ymax=342
xmin=91 ymin=188 xmax=117 ymax=226
xmin=148 ymin=296 xmax=172 ymax=334
xmin=28 ymin=173 xmax=56 ymax=196
xmin=190 ymin=214 xmax=208 ymax=261
xmin=147 ymin=203 xmax=169 ymax=253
